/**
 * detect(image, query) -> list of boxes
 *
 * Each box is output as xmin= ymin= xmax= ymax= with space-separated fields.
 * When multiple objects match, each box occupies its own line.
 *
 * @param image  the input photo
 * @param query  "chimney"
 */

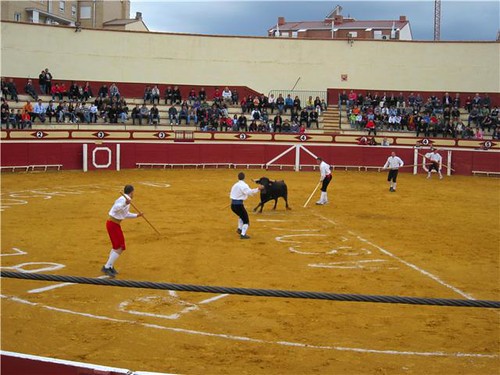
xmin=135 ymin=12 xmax=142 ymax=20
xmin=399 ymin=15 xmax=406 ymax=22
xmin=278 ymin=16 xmax=285 ymax=26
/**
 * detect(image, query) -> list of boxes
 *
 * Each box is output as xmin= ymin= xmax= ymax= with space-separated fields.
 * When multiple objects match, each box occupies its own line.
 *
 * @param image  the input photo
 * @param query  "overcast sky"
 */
xmin=130 ymin=0 xmax=499 ymax=41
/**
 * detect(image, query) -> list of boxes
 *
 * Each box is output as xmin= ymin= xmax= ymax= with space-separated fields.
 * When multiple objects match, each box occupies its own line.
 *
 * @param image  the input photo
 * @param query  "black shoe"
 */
xmin=101 ymin=266 xmax=115 ymax=277
xmin=236 ymin=228 xmax=242 ymax=234
xmin=240 ymin=234 xmax=250 ymax=239
xmin=110 ymin=267 xmax=118 ymax=275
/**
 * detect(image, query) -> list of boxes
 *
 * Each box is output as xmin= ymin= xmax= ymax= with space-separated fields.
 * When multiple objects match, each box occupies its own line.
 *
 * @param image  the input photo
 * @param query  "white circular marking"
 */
xmin=139 ymin=181 xmax=171 ymax=188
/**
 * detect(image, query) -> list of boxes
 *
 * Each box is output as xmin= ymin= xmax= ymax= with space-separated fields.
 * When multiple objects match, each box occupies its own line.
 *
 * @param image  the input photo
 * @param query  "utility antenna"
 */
xmin=434 ymin=0 xmax=441 ymax=41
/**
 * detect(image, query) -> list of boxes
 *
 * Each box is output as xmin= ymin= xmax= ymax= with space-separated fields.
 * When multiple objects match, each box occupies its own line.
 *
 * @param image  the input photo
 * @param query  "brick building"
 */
xmin=268 ymin=5 xmax=412 ymax=41
xmin=0 ymin=0 xmax=147 ymax=31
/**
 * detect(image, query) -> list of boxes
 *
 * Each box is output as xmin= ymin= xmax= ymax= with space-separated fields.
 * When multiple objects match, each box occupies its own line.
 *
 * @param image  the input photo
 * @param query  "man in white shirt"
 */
xmin=102 ymin=185 xmax=143 ymax=277
xmin=383 ymin=151 xmax=404 ymax=192
xmin=316 ymin=157 xmax=332 ymax=205
xmin=230 ymin=172 xmax=263 ymax=239
xmin=425 ymin=148 xmax=443 ymax=179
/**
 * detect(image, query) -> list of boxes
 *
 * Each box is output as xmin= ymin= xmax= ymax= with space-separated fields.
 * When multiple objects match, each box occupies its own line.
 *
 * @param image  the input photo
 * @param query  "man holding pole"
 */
xmin=101 ymin=185 xmax=143 ymax=277
xmin=383 ymin=151 xmax=404 ymax=192
xmin=316 ymin=157 xmax=332 ymax=205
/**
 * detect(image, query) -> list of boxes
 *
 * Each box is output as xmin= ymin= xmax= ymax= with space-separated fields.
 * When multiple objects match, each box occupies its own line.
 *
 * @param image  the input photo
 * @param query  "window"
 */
xmin=59 ymin=1 xmax=65 ymax=13
xmin=292 ymin=31 xmax=298 ymax=38
xmin=80 ymin=6 xmax=91 ymax=19
xmin=71 ymin=5 xmax=76 ymax=17
xmin=14 ymin=12 xmax=21 ymax=22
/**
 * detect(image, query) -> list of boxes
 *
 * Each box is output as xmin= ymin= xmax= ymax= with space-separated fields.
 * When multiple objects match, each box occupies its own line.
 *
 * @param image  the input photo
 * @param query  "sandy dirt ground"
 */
xmin=1 ymin=168 xmax=499 ymax=374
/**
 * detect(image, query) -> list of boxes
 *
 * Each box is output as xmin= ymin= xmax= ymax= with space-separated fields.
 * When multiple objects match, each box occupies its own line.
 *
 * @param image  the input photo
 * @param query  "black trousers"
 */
xmin=231 ymin=204 xmax=249 ymax=225
xmin=321 ymin=174 xmax=332 ymax=192
xmin=387 ymin=169 xmax=399 ymax=182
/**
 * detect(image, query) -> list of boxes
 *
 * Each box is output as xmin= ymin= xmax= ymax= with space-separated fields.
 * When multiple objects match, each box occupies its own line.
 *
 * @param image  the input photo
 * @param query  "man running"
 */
xmin=383 ymin=151 xmax=404 ymax=192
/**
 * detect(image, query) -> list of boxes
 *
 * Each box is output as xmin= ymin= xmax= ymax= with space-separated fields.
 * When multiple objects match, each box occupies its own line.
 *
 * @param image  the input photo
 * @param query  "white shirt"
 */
xmin=383 ymin=155 xmax=404 ymax=170
xmin=108 ymin=195 xmax=137 ymax=220
xmin=426 ymin=152 xmax=442 ymax=164
xmin=230 ymin=180 xmax=259 ymax=201
xmin=319 ymin=161 xmax=332 ymax=181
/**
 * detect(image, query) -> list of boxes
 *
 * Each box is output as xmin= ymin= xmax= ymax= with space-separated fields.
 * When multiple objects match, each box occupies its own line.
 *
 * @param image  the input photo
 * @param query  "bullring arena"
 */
xmin=1 ymin=20 xmax=500 ymax=375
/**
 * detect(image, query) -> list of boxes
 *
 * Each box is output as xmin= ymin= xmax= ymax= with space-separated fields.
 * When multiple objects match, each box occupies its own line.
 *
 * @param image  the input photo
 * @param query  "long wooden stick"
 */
xmin=120 ymin=193 xmax=161 ymax=235
xmin=417 ymin=152 xmax=455 ymax=171
xmin=303 ymin=182 xmax=321 ymax=208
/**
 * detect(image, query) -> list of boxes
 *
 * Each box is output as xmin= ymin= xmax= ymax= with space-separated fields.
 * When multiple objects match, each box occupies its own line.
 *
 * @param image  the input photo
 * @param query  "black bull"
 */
xmin=253 ymin=177 xmax=291 ymax=213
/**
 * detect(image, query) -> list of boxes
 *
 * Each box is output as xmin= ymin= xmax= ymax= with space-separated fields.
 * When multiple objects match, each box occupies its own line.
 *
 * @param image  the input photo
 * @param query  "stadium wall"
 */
xmin=1 ymin=22 xmax=499 ymax=96
xmin=1 ymin=130 xmax=498 ymax=175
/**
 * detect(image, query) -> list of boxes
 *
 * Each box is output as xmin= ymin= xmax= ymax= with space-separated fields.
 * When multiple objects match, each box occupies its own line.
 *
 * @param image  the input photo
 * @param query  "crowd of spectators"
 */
xmin=339 ymin=90 xmax=499 ymax=140
xmin=2 ymin=72 xmax=498 ymax=141
xmin=1 ymin=76 xmax=329 ymax=133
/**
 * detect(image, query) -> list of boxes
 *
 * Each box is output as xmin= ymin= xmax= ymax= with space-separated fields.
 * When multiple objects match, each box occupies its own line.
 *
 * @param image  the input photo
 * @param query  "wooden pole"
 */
xmin=303 ymin=182 xmax=321 ymax=208
xmin=120 ymin=193 xmax=161 ymax=235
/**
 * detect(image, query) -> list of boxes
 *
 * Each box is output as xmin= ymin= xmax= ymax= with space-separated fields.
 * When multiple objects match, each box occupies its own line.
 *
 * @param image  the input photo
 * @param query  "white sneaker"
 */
xmin=439 ymin=175 xmax=443 ymax=179
xmin=427 ymin=175 xmax=431 ymax=179
xmin=315 ymin=201 xmax=324 ymax=205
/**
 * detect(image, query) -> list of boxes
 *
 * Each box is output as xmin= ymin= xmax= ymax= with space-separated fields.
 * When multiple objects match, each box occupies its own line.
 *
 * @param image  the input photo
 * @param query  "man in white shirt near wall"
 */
xmin=316 ymin=157 xmax=332 ymax=205
xmin=383 ymin=151 xmax=404 ymax=192
xmin=101 ymin=185 xmax=143 ymax=277
xmin=230 ymin=172 xmax=263 ymax=239
xmin=425 ymin=148 xmax=443 ymax=179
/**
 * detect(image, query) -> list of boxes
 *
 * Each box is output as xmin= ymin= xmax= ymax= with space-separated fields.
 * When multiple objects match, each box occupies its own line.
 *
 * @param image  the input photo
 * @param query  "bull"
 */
xmin=253 ymin=177 xmax=291 ymax=213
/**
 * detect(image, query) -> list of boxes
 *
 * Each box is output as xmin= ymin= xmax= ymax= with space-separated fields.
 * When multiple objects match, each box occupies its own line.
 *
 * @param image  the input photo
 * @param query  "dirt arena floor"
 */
xmin=1 ymin=168 xmax=499 ymax=374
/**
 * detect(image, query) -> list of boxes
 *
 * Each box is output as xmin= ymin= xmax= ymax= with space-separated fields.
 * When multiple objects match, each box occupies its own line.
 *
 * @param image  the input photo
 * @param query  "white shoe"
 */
xmin=439 ymin=175 xmax=443 ymax=179
xmin=427 ymin=175 xmax=431 ymax=179
xmin=315 ymin=201 xmax=324 ymax=205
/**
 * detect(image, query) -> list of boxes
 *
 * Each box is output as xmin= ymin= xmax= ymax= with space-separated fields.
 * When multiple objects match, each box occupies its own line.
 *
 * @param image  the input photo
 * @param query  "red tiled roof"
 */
xmin=269 ymin=20 xmax=408 ymax=32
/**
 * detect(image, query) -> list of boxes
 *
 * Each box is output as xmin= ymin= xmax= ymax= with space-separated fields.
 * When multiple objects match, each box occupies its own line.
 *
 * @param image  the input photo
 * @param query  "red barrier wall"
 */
xmin=2 ymin=139 xmax=498 ymax=176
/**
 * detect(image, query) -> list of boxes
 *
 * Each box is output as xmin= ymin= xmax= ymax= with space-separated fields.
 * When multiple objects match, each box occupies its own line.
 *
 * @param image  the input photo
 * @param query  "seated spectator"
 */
xmin=231 ymin=89 xmax=239 ymax=106
xmin=306 ymin=96 xmax=314 ymax=110
xmin=143 ymin=86 xmax=152 ymax=103
xmin=237 ymin=114 xmax=247 ymax=131
xmin=251 ymin=107 xmax=261 ymax=121
xmin=25 ymin=79 xmax=38 ymax=100
xmin=468 ymin=106 xmax=480 ymax=126
xmin=138 ymin=104 xmax=149 ymax=125
xmin=267 ymin=93 xmax=276 ymax=114
xmin=178 ymin=105 xmax=188 ymax=125
xmin=222 ymin=87 xmax=232 ymax=104
xmin=299 ymin=109 xmax=309 ymax=127
xmin=188 ymin=107 xmax=198 ymax=125
xmin=309 ymin=109 xmax=319 ymax=128
xmin=117 ymin=103 xmax=128 ymax=124
xmin=21 ymin=109 xmax=32 ymax=129
xmin=149 ymin=104 xmax=160 ymax=125
xmin=98 ymin=84 xmax=108 ymax=99
xmin=23 ymin=100 xmax=35 ymax=119
xmin=290 ymin=120 xmax=300 ymax=133
xmin=474 ymin=127 xmax=484 ymax=140
xmin=168 ymin=105 xmax=178 ymax=125
xmin=277 ymin=94 xmax=286 ymax=113
xmin=131 ymin=104 xmax=141 ymax=125
xmin=248 ymin=119 xmax=258 ymax=132
xmin=82 ymin=82 xmax=93 ymax=101
xmin=1 ymin=107 xmax=9 ymax=128
xmin=109 ymin=83 xmax=120 ymax=100
xmin=11 ymin=109 xmax=21 ymax=129
xmin=173 ymin=85 xmax=182 ymax=104
xmin=89 ymin=102 xmax=98 ymax=123
xmin=188 ymin=88 xmax=197 ymax=104
xmin=33 ymin=99 xmax=46 ymax=123
xmin=150 ymin=85 xmax=160 ymax=104
xmin=68 ymin=81 xmax=79 ymax=100
xmin=198 ymin=87 xmax=207 ymax=102
xmin=164 ymin=86 xmax=173 ymax=105
xmin=6 ymin=79 xmax=19 ymax=103
xmin=293 ymin=96 xmax=301 ymax=111
xmin=282 ymin=120 xmax=291 ymax=132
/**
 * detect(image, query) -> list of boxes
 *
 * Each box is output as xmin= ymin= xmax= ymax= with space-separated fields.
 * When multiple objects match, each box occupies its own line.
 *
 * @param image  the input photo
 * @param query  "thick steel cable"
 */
xmin=2 ymin=271 xmax=499 ymax=308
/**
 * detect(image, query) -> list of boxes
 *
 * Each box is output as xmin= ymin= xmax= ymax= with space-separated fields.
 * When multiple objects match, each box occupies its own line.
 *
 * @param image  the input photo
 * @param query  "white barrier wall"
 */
xmin=1 ymin=21 xmax=499 ymax=94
